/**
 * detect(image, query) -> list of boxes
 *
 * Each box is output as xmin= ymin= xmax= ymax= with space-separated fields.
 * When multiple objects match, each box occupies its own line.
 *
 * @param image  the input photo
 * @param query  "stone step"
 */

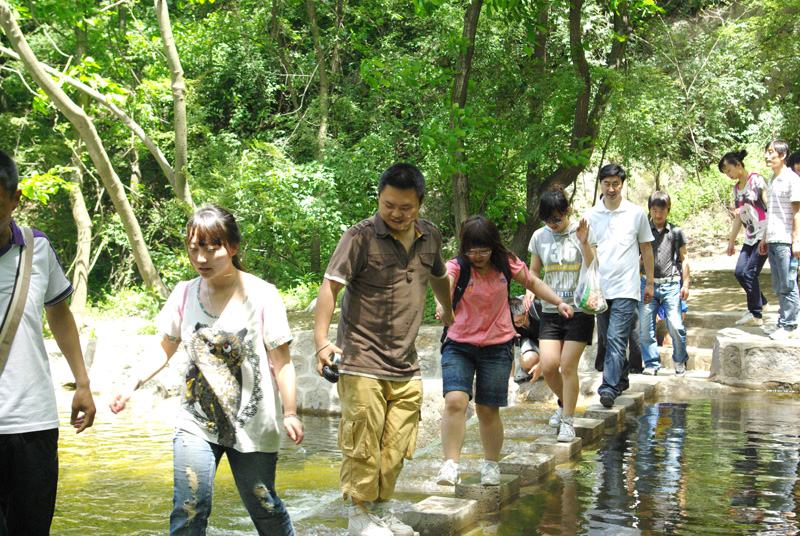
xmin=499 ymin=452 xmax=555 ymax=486
xmin=617 ymin=391 xmax=645 ymax=412
xmin=628 ymin=381 xmax=657 ymax=400
xmin=455 ymin=474 xmax=520 ymax=514
xmin=572 ymin=417 xmax=605 ymax=444
xmin=583 ymin=403 xmax=626 ymax=428
xmin=400 ymin=496 xmax=479 ymax=536
xmin=530 ymin=436 xmax=582 ymax=464
xmin=656 ymin=345 xmax=713 ymax=371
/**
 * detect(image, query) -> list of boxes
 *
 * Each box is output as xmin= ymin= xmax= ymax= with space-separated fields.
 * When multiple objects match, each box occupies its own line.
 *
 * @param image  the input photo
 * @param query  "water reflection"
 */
xmin=500 ymin=393 xmax=800 ymax=535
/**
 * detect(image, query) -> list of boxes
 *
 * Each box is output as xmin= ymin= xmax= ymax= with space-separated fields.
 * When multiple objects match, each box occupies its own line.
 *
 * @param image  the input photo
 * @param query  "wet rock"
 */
xmin=710 ymin=329 xmax=800 ymax=390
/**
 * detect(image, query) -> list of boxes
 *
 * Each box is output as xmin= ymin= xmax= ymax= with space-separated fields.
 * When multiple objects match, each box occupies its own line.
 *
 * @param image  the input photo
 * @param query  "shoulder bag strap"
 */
xmin=0 ymin=227 xmax=35 ymax=377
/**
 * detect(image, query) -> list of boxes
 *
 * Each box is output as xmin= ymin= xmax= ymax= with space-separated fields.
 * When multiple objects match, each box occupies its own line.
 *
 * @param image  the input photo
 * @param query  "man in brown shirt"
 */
xmin=314 ymin=163 xmax=454 ymax=536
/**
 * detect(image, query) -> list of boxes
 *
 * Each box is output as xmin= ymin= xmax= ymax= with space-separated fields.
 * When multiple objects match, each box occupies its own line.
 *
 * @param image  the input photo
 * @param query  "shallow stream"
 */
xmin=52 ymin=390 xmax=800 ymax=535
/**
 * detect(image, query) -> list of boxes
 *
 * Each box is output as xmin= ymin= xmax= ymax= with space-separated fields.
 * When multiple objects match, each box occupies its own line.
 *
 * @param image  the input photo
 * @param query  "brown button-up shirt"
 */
xmin=324 ymin=213 xmax=446 ymax=380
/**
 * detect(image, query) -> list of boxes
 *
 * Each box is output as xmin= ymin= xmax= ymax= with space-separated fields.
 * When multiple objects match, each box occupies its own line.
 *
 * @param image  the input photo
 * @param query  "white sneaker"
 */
xmin=348 ymin=507 xmax=393 ymax=536
xmin=557 ymin=417 xmax=575 ymax=442
xmin=435 ymin=459 xmax=459 ymax=486
xmin=642 ymin=366 xmax=660 ymax=376
xmin=769 ymin=327 xmax=798 ymax=341
xmin=736 ymin=312 xmax=764 ymax=326
xmin=480 ymin=460 xmax=501 ymax=486
xmin=548 ymin=406 xmax=563 ymax=428
xmin=762 ymin=323 xmax=778 ymax=335
xmin=381 ymin=513 xmax=417 ymax=536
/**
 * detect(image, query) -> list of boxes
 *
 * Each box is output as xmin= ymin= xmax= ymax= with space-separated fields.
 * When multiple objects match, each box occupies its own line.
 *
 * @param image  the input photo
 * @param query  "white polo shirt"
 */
xmin=0 ymin=221 xmax=73 ymax=434
xmin=587 ymin=199 xmax=654 ymax=300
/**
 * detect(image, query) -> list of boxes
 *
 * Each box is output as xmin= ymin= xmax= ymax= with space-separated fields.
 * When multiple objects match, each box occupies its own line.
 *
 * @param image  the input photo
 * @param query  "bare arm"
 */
xmin=430 ymin=273 xmax=455 ymax=326
xmin=640 ymin=241 xmax=655 ymax=303
xmin=792 ymin=202 xmax=800 ymax=259
xmin=109 ymin=335 xmax=180 ymax=413
xmin=727 ymin=213 xmax=742 ymax=256
xmin=269 ymin=342 xmax=304 ymax=445
xmin=679 ymin=245 xmax=690 ymax=300
xmin=313 ymin=278 xmax=344 ymax=374
xmin=46 ymin=300 xmax=96 ymax=433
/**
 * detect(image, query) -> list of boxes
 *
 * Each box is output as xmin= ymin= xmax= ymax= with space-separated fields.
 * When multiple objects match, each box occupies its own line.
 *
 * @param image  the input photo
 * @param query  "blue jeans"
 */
xmin=597 ymin=298 xmax=637 ymax=399
xmin=170 ymin=430 xmax=294 ymax=536
xmin=0 ymin=429 xmax=58 ymax=536
xmin=639 ymin=279 xmax=687 ymax=368
xmin=767 ymin=243 xmax=800 ymax=329
xmin=735 ymin=243 xmax=768 ymax=317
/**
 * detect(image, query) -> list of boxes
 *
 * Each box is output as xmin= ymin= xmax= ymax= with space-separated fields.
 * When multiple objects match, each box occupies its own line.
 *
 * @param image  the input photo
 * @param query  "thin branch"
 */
xmin=0 ymin=64 xmax=38 ymax=96
xmin=42 ymin=27 xmax=71 ymax=59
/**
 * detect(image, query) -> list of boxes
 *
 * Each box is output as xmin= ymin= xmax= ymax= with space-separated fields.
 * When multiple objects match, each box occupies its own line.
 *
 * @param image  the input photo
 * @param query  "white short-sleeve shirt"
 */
xmin=766 ymin=166 xmax=800 ymax=244
xmin=0 ymin=223 xmax=73 ymax=434
xmin=156 ymin=271 xmax=292 ymax=453
xmin=587 ymin=199 xmax=654 ymax=300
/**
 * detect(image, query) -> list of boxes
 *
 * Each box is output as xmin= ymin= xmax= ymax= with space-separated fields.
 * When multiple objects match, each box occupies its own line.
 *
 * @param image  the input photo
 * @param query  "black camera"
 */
xmin=322 ymin=353 xmax=341 ymax=383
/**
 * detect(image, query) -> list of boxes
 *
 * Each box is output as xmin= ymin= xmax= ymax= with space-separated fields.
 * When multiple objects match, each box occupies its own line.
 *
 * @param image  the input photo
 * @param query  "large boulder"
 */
xmin=710 ymin=328 xmax=800 ymax=391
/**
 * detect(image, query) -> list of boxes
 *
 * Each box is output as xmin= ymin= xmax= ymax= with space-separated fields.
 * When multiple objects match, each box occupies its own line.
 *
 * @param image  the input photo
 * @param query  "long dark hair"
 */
xmin=185 ymin=204 xmax=245 ymax=271
xmin=718 ymin=149 xmax=747 ymax=172
xmin=458 ymin=215 xmax=517 ymax=273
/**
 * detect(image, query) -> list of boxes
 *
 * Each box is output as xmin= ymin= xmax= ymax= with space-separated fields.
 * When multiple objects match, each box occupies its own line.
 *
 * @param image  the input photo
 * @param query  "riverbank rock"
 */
xmin=710 ymin=328 xmax=800 ymax=391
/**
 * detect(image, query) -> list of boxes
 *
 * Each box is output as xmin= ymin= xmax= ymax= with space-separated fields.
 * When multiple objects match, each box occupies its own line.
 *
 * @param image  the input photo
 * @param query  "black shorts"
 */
xmin=539 ymin=311 xmax=595 ymax=345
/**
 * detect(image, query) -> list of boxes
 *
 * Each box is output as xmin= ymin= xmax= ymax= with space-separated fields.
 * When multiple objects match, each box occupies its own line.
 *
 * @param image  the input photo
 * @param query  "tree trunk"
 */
xmin=0 ymin=1 xmax=168 ymax=297
xmin=0 ymin=45 xmax=176 ymax=193
xmin=154 ymin=0 xmax=193 ymax=207
xmin=450 ymin=0 xmax=483 ymax=236
xmin=305 ymin=0 xmax=329 ymax=159
xmin=510 ymin=2 xmax=630 ymax=258
xmin=68 ymin=27 xmax=92 ymax=315
xmin=69 ymin=150 xmax=92 ymax=314
xmin=130 ymin=141 xmax=142 ymax=207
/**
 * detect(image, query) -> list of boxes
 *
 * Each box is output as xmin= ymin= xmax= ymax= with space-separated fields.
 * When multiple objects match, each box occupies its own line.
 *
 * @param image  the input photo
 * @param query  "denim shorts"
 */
xmin=539 ymin=312 xmax=595 ymax=344
xmin=440 ymin=339 xmax=514 ymax=407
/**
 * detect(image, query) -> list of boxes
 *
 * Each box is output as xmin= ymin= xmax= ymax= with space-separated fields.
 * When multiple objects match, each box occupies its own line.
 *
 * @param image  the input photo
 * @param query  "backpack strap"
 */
xmin=442 ymin=256 xmax=471 ymax=343
xmin=0 ymin=227 xmax=35 ymax=378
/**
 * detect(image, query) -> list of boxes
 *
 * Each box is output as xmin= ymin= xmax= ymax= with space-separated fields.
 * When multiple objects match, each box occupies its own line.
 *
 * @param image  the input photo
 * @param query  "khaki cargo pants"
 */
xmin=337 ymin=374 xmax=422 ymax=502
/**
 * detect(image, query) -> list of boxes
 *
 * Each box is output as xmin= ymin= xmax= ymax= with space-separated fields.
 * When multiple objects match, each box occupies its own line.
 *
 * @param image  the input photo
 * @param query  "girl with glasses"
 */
xmin=434 ymin=215 xmax=571 ymax=487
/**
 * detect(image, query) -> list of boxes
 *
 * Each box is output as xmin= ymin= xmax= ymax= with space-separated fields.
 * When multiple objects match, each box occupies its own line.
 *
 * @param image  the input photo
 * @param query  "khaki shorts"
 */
xmin=337 ymin=374 xmax=422 ymax=502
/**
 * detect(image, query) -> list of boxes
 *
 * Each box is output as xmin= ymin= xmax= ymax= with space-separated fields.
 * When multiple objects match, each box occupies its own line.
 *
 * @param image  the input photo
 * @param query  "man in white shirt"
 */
xmin=0 ymin=150 xmax=96 ymax=535
xmin=588 ymin=164 xmax=655 ymax=408
xmin=758 ymin=140 xmax=800 ymax=340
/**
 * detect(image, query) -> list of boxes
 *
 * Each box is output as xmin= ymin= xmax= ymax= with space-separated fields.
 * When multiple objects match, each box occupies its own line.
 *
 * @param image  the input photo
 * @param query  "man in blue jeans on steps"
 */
xmin=588 ymin=164 xmax=654 ymax=408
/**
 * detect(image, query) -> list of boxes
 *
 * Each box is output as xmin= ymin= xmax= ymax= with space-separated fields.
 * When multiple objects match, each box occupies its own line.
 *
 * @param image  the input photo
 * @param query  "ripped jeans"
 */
xmin=170 ymin=429 xmax=294 ymax=536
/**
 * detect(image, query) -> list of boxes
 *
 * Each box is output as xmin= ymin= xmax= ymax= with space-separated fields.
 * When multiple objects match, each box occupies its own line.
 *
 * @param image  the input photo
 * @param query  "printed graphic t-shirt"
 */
xmin=444 ymin=255 xmax=530 ymax=346
xmin=156 ymin=272 xmax=292 ymax=453
xmin=733 ymin=172 xmax=767 ymax=246
xmin=529 ymin=221 xmax=593 ymax=314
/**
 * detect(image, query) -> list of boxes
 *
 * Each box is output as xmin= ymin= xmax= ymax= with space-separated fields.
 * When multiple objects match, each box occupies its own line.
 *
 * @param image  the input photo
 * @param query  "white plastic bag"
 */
xmin=574 ymin=258 xmax=607 ymax=315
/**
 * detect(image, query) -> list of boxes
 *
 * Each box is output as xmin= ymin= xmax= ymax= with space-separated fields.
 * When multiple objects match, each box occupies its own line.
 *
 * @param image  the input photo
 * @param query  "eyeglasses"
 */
xmin=465 ymin=248 xmax=492 ymax=258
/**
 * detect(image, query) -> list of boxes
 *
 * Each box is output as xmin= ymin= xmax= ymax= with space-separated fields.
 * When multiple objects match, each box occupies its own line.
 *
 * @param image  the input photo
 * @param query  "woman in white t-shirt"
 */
xmin=529 ymin=188 xmax=595 ymax=443
xmin=111 ymin=205 xmax=303 ymax=536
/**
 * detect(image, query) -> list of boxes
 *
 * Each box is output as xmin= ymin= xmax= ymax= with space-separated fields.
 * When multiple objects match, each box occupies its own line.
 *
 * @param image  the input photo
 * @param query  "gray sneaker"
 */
xmin=548 ymin=406 xmax=563 ymax=427
xmin=642 ymin=366 xmax=660 ymax=376
xmin=675 ymin=362 xmax=687 ymax=375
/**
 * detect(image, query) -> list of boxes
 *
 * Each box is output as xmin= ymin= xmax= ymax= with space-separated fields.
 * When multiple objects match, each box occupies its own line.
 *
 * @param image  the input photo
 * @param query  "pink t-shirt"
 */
xmin=445 ymin=255 xmax=530 ymax=346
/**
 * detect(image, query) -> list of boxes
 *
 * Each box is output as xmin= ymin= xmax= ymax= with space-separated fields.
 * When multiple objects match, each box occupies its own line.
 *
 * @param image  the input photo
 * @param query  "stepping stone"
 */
xmin=628 ymin=381 xmax=657 ymax=400
xmin=498 ymin=452 xmax=555 ymax=485
xmin=454 ymin=473 xmax=520 ymax=514
xmin=530 ymin=436 xmax=582 ymax=464
xmin=617 ymin=391 xmax=644 ymax=411
xmin=583 ymin=404 xmax=625 ymax=427
xmin=572 ymin=417 xmax=604 ymax=443
xmin=614 ymin=394 xmax=639 ymax=414
xmin=400 ymin=496 xmax=479 ymax=536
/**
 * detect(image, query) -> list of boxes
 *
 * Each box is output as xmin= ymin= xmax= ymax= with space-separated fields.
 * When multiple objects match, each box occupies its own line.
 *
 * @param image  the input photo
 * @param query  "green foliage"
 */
xmin=19 ymin=166 xmax=73 ymax=204
xmin=91 ymin=286 xmax=164 ymax=320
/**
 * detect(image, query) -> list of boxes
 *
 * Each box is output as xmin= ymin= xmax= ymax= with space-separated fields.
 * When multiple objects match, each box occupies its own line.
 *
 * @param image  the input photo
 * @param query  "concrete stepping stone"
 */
xmin=572 ymin=417 xmax=604 ymax=443
xmin=583 ymin=404 xmax=625 ymax=427
xmin=498 ymin=452 xmax=555 ymax=485
xmin=530 ymin=436 xmax=582 ymax=464
xmin=400 ymin=496 xmax=479 ymax=536
xmin=614 ymin=394 xmax=640 ymax=414
xmin=454 ymin=474 xmax=520 ymax=514
xmin=628 ymin=381 xmax=657 ymax=400
xmin=618 ymin=391 xmax=644 ymax=411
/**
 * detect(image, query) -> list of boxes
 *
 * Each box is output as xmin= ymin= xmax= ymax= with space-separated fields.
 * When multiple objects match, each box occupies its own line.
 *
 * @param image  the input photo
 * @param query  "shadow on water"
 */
xmin=496 ymin=392 xmax=800 ymax=535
